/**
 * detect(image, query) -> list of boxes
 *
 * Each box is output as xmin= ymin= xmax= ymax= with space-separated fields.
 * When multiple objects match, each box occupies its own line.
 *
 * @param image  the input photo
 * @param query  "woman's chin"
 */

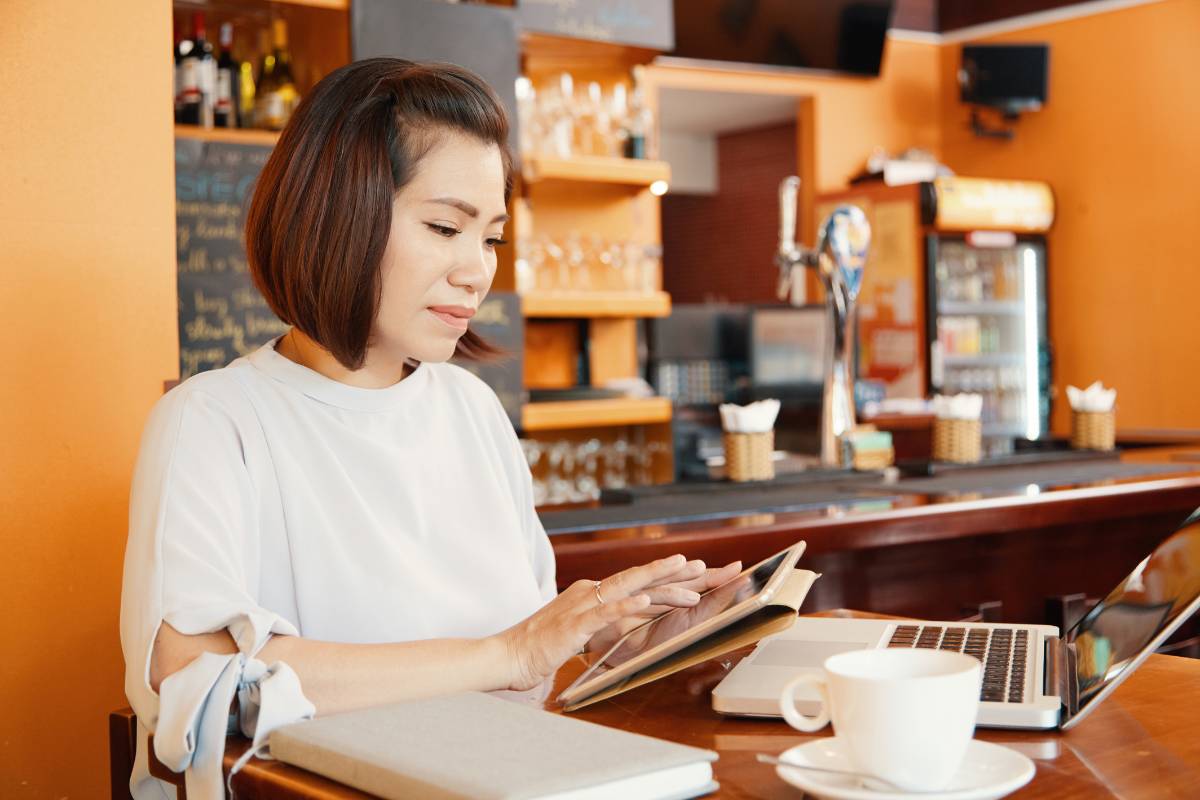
xmin=410 ymin=338 xmax=461 ymax=364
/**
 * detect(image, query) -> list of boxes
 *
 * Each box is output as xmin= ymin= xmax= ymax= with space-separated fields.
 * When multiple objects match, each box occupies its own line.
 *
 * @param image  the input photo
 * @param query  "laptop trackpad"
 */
xmin=753 ymin=639 xmax=871 ymax=667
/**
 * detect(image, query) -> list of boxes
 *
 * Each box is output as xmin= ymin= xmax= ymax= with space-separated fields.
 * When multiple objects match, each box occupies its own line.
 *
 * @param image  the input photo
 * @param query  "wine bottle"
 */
xmin=255 ymin=19 xmax=299 ymax=131
xmin=179 ymin=12 xmax=215 ymax=127
xmin=177 ymin=18 xmax=200 ymax=125
xmin=214 ymin=23 xmax=238 ymax=128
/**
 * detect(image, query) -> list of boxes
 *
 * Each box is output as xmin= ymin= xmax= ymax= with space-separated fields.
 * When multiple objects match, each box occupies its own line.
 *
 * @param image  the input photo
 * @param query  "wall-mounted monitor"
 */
xmin=960 ymin=44 xmax=1049 ymax=114
xmin=667 ymin=0 xmax=894 ymax=77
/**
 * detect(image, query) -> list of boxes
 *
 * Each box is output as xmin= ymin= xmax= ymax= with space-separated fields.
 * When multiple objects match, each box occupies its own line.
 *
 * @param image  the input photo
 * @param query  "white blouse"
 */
xmin=120 ymin=337 xmax=555 ymax=798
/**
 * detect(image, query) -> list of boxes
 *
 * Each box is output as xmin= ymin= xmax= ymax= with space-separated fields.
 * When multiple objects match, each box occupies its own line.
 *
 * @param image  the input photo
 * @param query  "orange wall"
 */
xmin=0 ymin=3 xmax=177 ymax=797
xmin=937 ymin=0 xmax=1200 ymax=434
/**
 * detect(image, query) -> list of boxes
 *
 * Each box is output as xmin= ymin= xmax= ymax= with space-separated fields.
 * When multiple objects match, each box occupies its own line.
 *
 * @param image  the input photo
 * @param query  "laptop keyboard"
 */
xmin=887 ymin=625 xmax=1031 ymax=703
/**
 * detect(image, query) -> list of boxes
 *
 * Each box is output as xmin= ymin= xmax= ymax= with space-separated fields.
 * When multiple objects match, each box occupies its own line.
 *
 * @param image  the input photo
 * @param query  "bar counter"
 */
xmin=542 ymin=446 xmax=1200 ymax=623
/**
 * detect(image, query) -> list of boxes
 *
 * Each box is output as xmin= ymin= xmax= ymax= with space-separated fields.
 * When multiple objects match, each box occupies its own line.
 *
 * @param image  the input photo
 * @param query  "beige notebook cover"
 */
xmin=270 ymin=692 xmax=718 ymax=800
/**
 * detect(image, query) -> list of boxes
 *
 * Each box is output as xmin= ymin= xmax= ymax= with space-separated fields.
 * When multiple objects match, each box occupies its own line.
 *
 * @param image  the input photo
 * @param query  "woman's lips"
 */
xmin=429 ymin=309 xmax=470 ymax=331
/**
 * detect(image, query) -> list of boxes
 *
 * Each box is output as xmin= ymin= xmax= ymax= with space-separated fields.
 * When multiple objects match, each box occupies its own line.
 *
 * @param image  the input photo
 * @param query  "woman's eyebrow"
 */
xmin=426 ymin=197 xmax=510 ymax=224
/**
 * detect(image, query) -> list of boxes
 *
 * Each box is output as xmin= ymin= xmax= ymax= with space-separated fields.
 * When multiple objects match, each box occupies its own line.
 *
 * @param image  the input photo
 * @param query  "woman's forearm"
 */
xmin=258 ymin=633 xmax=514 ymax=714
xmin=151 ymin=622 xmax=515 ymax=716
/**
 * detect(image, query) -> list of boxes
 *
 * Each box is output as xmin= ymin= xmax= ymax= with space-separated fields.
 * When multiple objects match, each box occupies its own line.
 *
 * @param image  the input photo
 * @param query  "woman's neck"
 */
xmin=276 ymin=328 xmax=412 ymax=389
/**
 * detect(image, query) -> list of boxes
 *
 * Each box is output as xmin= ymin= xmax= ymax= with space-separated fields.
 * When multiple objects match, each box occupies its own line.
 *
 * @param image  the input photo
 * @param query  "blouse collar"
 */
xmin=246 ymin=335 xmax=427 ymax=412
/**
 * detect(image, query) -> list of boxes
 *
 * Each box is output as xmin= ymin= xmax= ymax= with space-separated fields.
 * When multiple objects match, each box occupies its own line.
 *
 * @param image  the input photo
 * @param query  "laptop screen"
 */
xmin=1069 ymin=512 xmax=1200 ymax=712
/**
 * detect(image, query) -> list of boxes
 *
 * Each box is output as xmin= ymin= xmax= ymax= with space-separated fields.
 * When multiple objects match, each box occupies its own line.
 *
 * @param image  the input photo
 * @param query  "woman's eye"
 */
xmin=427 ymin=223 xmax=460 ymax=238
xmin=486 ymin=237 xmax=509 ymax=249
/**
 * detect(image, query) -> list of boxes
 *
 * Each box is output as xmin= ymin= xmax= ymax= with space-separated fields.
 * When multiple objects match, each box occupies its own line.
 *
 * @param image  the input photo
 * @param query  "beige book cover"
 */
xmin=270 ymin=692 xmax=718 ymax=800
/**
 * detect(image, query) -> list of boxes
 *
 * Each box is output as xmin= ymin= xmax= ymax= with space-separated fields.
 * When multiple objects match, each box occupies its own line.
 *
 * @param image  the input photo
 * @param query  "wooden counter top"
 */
xmin=544 ymin=447 xmax=1200 ymax=623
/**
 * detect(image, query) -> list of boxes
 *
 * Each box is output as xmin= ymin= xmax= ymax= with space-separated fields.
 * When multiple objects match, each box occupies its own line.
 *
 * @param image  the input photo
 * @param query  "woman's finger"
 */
xmin=703 ymin=561 xmax=743 ymax=588
xmin=641 ymin=559 xmax=706 ymax=589
xmin=656 ymin=561 xmax=743 ymax=595
xmin=643 ymin=584 xmax=702 ymax=608
xmin=579 ymin=593 xmax=652 ymax=635
xmin=596 ymin=554 xmax=687 ymax=604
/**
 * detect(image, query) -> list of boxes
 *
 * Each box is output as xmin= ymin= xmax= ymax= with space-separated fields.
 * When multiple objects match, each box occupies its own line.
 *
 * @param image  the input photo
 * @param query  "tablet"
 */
xmin=557 ymin=540 xmax=807 ymax=708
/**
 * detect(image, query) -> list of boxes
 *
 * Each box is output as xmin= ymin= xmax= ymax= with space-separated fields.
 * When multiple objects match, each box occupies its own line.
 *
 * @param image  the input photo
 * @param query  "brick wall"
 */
xmin=661 ymin=121 xmax=797 ymax=304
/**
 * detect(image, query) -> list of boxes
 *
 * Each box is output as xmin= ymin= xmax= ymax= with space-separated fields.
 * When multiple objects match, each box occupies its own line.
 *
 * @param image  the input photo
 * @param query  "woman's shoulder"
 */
xmin=146 ymin=361 xmax=263 ymax=437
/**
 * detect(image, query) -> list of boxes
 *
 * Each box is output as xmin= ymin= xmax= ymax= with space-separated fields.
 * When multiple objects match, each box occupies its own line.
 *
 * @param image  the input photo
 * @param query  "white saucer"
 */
xmin=774 ymin=738 xmax=1035 ymax=800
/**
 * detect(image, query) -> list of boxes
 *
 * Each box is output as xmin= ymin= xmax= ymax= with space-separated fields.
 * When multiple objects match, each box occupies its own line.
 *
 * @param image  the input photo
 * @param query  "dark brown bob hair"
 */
xmin=245 ymin=58 xmax=513 ymax=370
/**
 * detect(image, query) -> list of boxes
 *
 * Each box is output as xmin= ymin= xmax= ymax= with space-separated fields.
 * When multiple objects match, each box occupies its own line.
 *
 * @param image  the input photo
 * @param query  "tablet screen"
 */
xmin=578 ymin=549 xmax=792 ymax=682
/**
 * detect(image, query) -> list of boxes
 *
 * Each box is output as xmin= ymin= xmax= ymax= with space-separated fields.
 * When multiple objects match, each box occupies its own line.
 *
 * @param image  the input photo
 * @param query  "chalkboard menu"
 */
xmin=175 ymin=137 xmax=286 ymax=379
xmin=452 ymin=292 xmax=525 ymax=428
xmin=516 ymin=0 xmax=674 ymax=51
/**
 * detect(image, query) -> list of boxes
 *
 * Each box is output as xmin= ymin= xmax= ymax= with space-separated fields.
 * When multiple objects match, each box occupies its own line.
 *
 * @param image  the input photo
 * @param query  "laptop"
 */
xmin=713 ymin=508 xmax=1200 ymax=730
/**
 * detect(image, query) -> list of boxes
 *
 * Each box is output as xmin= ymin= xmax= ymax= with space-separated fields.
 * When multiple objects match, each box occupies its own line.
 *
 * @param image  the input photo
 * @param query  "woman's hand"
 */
xmin=584 ymin=560 xmax=743 ymax=657
xmin=497 ymin=554 xmax=717 ymax=691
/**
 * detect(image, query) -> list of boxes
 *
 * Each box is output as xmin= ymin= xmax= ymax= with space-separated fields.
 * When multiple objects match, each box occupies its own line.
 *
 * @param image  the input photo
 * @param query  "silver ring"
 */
xmin=593 ymin=580 xmax=606 ymax=605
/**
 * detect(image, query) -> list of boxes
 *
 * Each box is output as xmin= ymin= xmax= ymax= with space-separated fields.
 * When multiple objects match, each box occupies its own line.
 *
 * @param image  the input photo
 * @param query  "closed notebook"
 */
xmin=269 ymin=691 xmax=718 ymax=800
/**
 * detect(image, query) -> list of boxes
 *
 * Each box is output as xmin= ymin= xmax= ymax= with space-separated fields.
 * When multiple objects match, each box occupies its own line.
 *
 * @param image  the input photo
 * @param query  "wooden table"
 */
xmin=136 ymin=610 xmax=1200 ymax=799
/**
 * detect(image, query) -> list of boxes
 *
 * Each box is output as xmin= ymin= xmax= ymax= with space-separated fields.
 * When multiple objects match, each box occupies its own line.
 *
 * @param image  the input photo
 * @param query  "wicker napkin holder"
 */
xmin=724 ymin=430 xmax=775 ymax=482
xmin=932 ymin=418 xmax=982 ymax=463
xmin=1071 ymin=410 xmax=1116 ymax=451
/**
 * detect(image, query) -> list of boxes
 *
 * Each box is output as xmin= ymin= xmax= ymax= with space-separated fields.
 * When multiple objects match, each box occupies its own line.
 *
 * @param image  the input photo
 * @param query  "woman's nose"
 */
xmin=448 ymin=242 xmax=493 ymax=291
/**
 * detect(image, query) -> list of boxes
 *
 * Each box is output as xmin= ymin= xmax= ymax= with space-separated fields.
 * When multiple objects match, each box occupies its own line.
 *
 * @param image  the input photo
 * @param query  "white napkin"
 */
xmin=719 ymin=399 xmax=781 ymax=433
xmin=601 ymin=377 xmax=655 ymax=399
xmin=1067 ymin=381 xmax=1116 ymax=412
xmin=933 ymin=393 xmax=983 ymax=421
xmin=862 ymin=397 xmax=934 ymax=417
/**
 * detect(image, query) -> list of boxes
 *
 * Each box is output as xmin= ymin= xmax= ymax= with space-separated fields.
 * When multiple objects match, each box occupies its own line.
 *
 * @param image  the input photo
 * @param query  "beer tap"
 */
xmin=775 ymin=176 xmax=871 ymax=468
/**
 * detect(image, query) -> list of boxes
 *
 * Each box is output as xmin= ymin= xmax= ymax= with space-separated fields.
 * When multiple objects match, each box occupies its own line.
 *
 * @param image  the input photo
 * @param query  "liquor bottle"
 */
xmin=250 ymin=28 xmax=272 ymax=128
xmin=255 ymin=19 xmax=299 ymax=130
xmin=213 ymin=23 xmax=238 ymax=128
xmin=179 ymin=12 xmax=215 ymax=127
xmin=238 ymin=60 xmax=257 ymax=129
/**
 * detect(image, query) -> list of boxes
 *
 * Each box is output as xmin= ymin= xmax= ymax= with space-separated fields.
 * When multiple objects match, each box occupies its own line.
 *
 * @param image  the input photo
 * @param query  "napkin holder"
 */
xmin=723 ymin=430 xmax=775 ymax=482
xmin=1071 ymin=410 xmax=1115 ymax=451
xmin=933 ymin=417 xmax=982 ymax=463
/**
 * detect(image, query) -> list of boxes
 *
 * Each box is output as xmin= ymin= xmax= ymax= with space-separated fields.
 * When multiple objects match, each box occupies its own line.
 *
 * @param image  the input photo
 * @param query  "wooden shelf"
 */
xmin=276 ymin=0 xmax=346 ymax=8
xmin=175 ymin=124 xmax=280 ymax=146
xmin=521 ymin=397 xmax=672 ymax=431
xmin=522 ymin=155 xmax=670 ymax=187
xmin=174 ymin=0 xmax=347 ymax=8
xmin=522 ymin=291 xmax=671 ymax=318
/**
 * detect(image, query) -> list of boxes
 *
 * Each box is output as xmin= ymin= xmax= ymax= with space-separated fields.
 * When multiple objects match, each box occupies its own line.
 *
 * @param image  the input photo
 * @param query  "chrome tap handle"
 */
xmin=817 ymin=205 xmax=871 ymax=303
xmin=776 ymin=176 xmax=802 ymax=302
xmin=777 ymin=176 xmax=801 ymax=260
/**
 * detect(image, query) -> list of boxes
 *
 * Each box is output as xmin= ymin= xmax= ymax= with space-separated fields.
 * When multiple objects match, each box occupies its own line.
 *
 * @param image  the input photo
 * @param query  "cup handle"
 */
xmin=779 ymin=673 xmax=830 ymax=732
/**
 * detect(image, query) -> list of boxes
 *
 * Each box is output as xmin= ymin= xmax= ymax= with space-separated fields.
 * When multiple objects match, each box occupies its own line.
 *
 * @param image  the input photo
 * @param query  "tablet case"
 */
xmin=561 ymin=569 xmax=820 ymax=711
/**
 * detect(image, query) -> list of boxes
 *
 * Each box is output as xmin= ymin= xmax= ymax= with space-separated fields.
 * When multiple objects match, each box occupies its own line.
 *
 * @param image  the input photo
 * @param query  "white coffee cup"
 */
xmin=779 ymin=648 xmax=982 ymax=792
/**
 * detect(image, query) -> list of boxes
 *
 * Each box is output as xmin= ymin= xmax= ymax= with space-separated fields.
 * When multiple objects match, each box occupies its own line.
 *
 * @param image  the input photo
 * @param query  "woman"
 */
xmin=120 ymin=58 xmax=737 ymax=798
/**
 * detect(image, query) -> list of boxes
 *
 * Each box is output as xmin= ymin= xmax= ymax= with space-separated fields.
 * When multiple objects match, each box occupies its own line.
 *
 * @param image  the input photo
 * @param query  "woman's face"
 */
xmin=372 ymin=130 xmax=508 ymax=364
